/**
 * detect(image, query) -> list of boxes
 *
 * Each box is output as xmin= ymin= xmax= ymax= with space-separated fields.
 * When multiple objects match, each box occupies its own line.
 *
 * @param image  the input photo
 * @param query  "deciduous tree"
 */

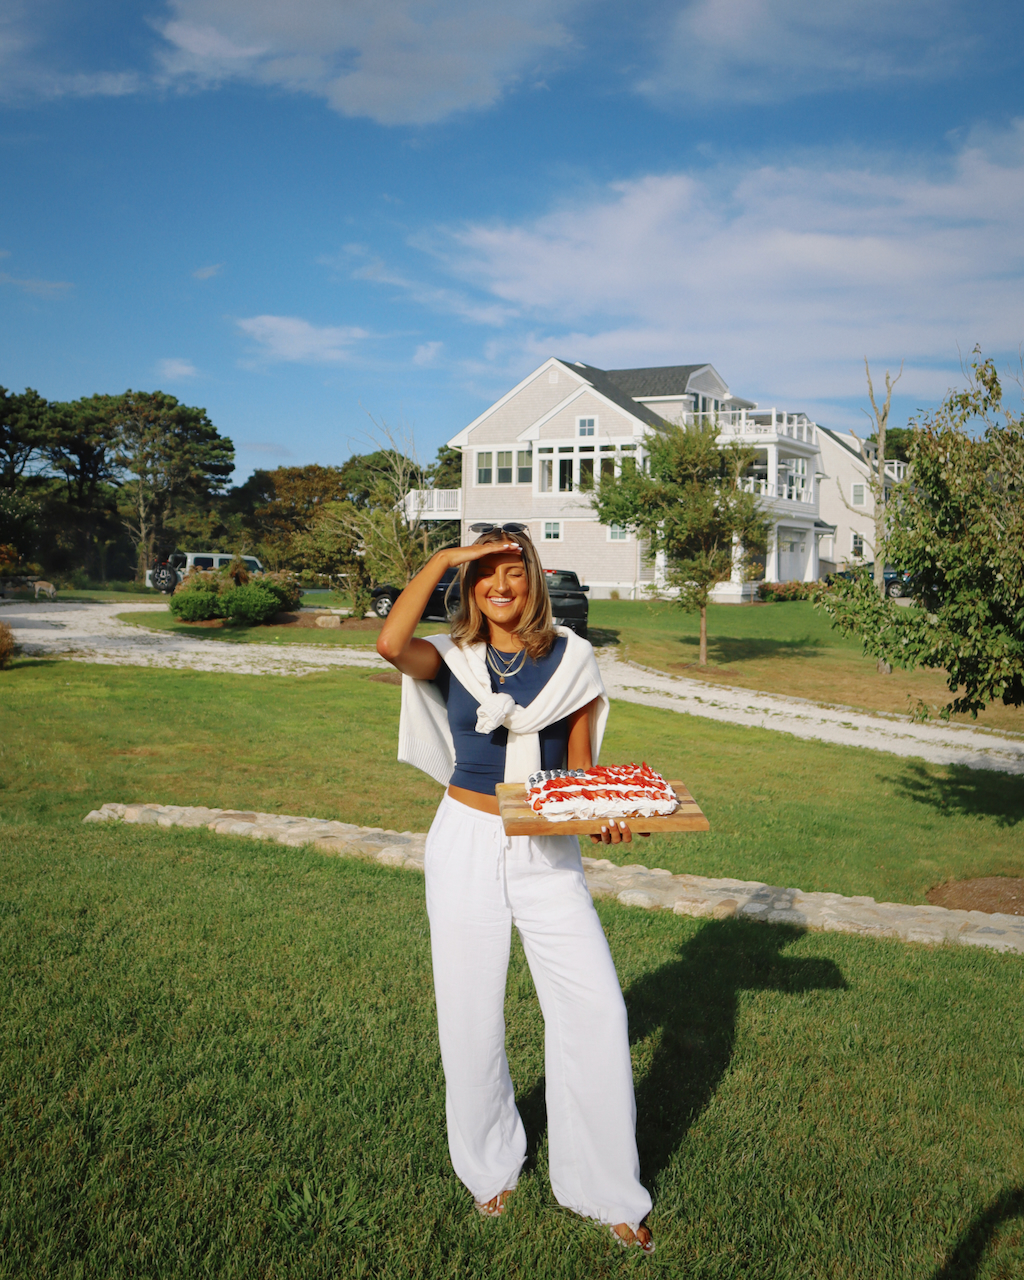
xmin=592 ymin=421 xmax=771 ymax=665
xmin=817 ymin=350 xmax=1024 ymax=717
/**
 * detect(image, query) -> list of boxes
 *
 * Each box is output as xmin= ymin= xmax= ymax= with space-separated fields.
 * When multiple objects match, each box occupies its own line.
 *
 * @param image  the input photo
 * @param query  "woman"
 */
xmin=377 ymin=525 xmax=654 ymax=1254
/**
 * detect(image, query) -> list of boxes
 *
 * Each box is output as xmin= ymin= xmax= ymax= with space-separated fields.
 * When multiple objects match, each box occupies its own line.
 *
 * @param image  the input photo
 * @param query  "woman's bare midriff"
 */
xmin=447 ymin=785 xmax=501 ymax=815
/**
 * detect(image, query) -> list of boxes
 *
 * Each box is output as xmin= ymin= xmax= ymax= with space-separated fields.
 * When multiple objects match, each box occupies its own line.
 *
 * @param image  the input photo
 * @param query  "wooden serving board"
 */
xmin=496 ymin=780 xmax=710 ymax=837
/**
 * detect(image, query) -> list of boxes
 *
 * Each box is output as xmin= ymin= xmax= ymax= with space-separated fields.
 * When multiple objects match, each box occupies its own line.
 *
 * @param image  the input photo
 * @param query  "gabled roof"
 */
xmin=554 ymin=360 xmax=670 ymax=431
xmin=604 ymin=363 xmax=711 ymax=398
xmin=818 ymin=425 xmax=867 ymax=462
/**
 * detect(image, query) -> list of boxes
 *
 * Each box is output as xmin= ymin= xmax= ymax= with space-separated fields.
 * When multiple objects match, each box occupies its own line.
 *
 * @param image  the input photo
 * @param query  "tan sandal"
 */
xmin=474 ymin=1189 xmax=513 ymax=1218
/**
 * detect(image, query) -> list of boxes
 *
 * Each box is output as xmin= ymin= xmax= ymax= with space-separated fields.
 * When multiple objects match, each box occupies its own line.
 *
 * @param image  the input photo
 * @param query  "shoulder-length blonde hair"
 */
xmin=448 ymin=527 xmax=557 ymax=659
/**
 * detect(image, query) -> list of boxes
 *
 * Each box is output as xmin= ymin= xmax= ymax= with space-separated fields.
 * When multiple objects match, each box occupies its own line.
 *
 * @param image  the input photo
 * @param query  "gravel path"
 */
xmin=7 ymin=598 xmax=1024 ymax=774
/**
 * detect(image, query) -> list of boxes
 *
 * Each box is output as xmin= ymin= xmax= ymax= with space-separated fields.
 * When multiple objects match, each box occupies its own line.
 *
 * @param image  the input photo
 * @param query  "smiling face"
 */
xmin=472 ymin=551 xmax=530 ymax=638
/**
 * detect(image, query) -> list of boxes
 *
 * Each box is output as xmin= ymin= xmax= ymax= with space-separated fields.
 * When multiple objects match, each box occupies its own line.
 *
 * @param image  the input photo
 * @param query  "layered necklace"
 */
xmin=486 ymin=644 xmax=527 ymax=684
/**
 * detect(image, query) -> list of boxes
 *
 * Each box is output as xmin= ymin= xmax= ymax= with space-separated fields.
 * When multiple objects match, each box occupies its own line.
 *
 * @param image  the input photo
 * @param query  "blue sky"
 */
xmin=1 ymin=0 xmax=1023 ymax=482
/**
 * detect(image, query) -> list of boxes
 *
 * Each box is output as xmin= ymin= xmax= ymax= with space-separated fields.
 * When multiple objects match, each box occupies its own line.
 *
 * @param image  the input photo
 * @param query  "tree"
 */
xmin=816 ymin=350 xmax=1024 ymax=717
xmin=46 ymin=396 xmax=121 ymax=509
xmin=0 ymin=387 xmax=51 ymax=488
xmin=107 ymin=391 xmax=234 ymax=578
xmin=592 ymin=421 xmax=771 ymax=665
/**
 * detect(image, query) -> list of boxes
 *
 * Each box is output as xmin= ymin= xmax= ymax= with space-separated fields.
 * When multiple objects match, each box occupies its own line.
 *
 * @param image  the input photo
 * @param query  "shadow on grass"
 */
xmin=682 ymin=635 xmax=827 ymax=664
xmin=517 ymin=919 xmax=846 ymax=1195
xmin=932 ymin=1186 xmax=1024 ymax=1279
xmin=586 ymin=628 xmax=620 ymax=649
xmin=891 ymin=763 xmax=1024 ymax=829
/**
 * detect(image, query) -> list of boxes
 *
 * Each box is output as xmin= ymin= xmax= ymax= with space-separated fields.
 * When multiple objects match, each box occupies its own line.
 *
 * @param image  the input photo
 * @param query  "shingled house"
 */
xmin=408 ymin=357 xmax=831 ymax=600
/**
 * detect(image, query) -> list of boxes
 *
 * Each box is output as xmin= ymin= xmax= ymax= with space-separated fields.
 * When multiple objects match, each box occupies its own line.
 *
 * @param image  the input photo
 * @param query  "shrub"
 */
xmin=757 ymin=580 xmax=814 ymax=602
xmin=169 ymin=589 xmax=223 ymax=622
xmin=169 ymin=570 xmax=224 ymax=622
xmin=221 ymin=582 xmax=281 ymax=626
xmin=0 ymin=620 xmax=16 ymax=668
xmin=260 ymin=571 xmax=302 ymax=613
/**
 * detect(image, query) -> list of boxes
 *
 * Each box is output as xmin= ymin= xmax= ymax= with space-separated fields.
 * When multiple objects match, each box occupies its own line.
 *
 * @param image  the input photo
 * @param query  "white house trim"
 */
xmin=447 ymin=356 xmax=574 ymax=448
xmin=514 ymin=384 xmax=589 ymax=440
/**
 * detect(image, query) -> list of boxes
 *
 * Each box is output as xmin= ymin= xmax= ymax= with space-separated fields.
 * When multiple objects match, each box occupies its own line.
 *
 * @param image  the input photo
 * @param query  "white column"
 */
xmin=805 ymin=527 xmax=818 ymax=582
xmin=767 ymin=444 xmax=778 ymax=498
xmin=765 ymin=522 xmax=780 ymax=582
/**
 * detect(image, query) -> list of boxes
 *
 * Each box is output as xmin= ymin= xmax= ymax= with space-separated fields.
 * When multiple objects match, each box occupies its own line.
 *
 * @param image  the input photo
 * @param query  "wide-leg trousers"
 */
xmin=424 ymin=792 xmax=652 ymax=1229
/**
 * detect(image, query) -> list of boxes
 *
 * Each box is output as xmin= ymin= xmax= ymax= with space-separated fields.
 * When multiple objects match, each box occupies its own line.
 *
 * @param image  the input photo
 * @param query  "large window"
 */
xmin=578 ymin=417 xmax=595 ymax=437
xmin=538 ymin=459 xmax=553 ymax=492
xmin=517 ymin=449 xmax=532 ymax=484
xmin=601 ymin=456 xmax=615 ymax=481
xmin=579 ymin=457 xmax=594 ymax=491
xmin=496 ymin=451 xmax=512 ymax=484
xmin=476 ymin=452 xmax=492 ymax=484
xmin=559 ymin=458 xmax=574 ymax=492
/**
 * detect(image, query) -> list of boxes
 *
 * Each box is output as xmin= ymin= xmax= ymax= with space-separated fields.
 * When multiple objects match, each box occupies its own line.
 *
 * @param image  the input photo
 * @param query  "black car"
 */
xmin=371 ymin=566 xmax=590 ymax=638
xmin=372 ymin=568 xmax=459 ymax=622
xmin=827 ymin=562 xmax=914 ymax=599
xmin=544 ymin=569 xmax=590 ymax=638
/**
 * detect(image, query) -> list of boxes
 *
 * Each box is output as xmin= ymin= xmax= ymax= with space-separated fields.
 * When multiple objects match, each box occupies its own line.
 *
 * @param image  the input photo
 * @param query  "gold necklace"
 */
xmin=486 ymin=645 xmax=527 ymax=684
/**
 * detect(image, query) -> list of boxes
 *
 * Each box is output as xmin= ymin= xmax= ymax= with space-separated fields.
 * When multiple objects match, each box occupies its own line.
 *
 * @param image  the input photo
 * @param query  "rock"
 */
xmin=316 ymin=615 xmax=341 ymax=628
xmin=80 ymin=802 xmax=1024 ymax=956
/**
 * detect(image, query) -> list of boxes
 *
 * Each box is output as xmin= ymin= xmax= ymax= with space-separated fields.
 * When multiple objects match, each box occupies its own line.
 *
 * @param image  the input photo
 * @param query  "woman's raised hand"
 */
xmin=442 ymin=541 xmax=522 ymax=570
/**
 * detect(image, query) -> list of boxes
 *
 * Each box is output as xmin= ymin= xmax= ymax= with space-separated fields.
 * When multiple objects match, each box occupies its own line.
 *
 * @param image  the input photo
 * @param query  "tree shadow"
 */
xmin=931 ymin=1186 xmax=1024 ymax=1279
xmin=889 ymin=762 xmax=1024 ymax=829
xmin=586 ymin=627 xmax=620 ymax=649
xmin=671 ymin=635 xmax=827 ymax=665
xmin=515 ymin=918 xmax=846 ymax=1192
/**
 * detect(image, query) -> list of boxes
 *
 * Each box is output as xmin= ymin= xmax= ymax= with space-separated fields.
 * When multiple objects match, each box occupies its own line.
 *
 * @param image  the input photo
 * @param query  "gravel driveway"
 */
xmin=6 ymin=598 xmax=1024 ymax=774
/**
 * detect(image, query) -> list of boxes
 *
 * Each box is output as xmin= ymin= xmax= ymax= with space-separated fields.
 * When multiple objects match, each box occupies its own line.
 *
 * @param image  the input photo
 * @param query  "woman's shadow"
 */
xmin=517 ymin=918 xmax=846 ymax=1189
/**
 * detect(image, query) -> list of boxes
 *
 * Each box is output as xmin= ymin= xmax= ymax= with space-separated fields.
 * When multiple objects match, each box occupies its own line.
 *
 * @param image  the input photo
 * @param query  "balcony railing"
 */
xmin=675 ymin=408 xmax=818 ymax=444
xmin=738 ymin=477 xmax=816 ymax=505
xmin=401 ymin=488 xmax=462 ymax=521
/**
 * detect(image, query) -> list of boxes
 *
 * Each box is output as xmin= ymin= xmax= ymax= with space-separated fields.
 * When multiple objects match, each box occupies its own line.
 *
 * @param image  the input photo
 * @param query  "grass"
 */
xmin=2 ymin=798 xmax=1024 ymax=1275
xmin=588 ymin=599 xmax=1024 ymax=735
xmin=3 ymin=658 xmax=1024 ymax=905
xmin=2 ymin=659 xmax=1024 ymax=1276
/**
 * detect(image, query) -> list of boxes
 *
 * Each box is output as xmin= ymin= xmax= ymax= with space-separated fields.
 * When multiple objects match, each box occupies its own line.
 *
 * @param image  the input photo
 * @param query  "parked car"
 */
xmin=145 ymin=551 xmax=264 ymax=593
xmin=371 ymin=566 xmax=590 ymax=637
xmin=826 ymin=562 xmax=914 ymax=599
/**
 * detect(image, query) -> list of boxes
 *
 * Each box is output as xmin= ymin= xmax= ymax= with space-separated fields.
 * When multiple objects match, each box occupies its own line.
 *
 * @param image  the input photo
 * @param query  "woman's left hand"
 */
xmin=589 ymin=822 xmax=651 ymax=845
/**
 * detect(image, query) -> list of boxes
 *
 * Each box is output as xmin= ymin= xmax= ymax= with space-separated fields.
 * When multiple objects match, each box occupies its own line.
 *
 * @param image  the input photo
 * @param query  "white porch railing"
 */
xmin=401 ymin=488 xmax=462 ymax=521
xmin=676 ymin=408 xmax=819 ymax=444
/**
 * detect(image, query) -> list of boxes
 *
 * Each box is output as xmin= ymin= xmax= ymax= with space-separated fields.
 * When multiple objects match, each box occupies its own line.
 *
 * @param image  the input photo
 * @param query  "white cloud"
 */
xmin=157 ymin=357 xmax=199 ymax=379
xmin=413 ymin=340 xmax=443 ymax=366
xmin=0 ymin=271 xmax=73 ymax=298
xmin=432 ymin=122 xmax=1024 ymax=406
xmin=327 ymin=245 xmax=515 ymax=326
xmin=192 ymin=262 xmax=223 ymax=280
xmin=155 ymin=0 xmax=577 ymax=125
xmin=639 ymin=0 xmax=974 ymax=104
xmin=237 ymin=314 xmax=370 ymax=364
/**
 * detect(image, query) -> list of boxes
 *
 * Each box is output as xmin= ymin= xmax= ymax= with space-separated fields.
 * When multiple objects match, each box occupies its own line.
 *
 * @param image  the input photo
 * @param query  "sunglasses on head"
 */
xmin=469 ymin=522 xmax=531 ymax=537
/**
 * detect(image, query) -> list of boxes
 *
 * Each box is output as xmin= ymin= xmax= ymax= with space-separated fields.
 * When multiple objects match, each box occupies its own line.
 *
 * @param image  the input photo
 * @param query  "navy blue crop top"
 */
xmin=432 ymin=636 xmax=570 ymax=796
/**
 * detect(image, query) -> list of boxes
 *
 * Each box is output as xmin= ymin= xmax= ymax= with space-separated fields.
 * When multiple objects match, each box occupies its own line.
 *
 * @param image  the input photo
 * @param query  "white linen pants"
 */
xmin=424 ymin=793 xmax=652 ymax=1229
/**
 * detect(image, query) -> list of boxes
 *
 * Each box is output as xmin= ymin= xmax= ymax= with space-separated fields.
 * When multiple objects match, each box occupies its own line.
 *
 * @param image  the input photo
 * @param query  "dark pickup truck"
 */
xmin=371 ymin=567 xmax=590 ymax=638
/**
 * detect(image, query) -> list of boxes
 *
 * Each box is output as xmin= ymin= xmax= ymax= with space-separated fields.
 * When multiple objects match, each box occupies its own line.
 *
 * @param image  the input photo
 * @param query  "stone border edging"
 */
xmin=83 ymin=802 xmax=1024 ymax=956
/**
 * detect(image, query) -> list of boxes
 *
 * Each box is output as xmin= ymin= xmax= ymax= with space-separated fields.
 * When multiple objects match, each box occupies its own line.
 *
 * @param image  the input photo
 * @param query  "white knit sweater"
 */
xmin=397 ymin=626 xmax=610 ymax=787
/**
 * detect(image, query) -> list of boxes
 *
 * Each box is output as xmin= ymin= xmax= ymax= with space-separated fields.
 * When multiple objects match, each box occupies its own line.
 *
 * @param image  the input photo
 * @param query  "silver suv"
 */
xmin=146 ymin=551 xmax=264 ymax=593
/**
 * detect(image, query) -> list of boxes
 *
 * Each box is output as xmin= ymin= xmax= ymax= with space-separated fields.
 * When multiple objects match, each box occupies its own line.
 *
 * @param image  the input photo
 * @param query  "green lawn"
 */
xmin=589 ymin=599 xmax=1024 ymax=735
xmin=2 ymin=659 xmax=1023 ymax=1278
